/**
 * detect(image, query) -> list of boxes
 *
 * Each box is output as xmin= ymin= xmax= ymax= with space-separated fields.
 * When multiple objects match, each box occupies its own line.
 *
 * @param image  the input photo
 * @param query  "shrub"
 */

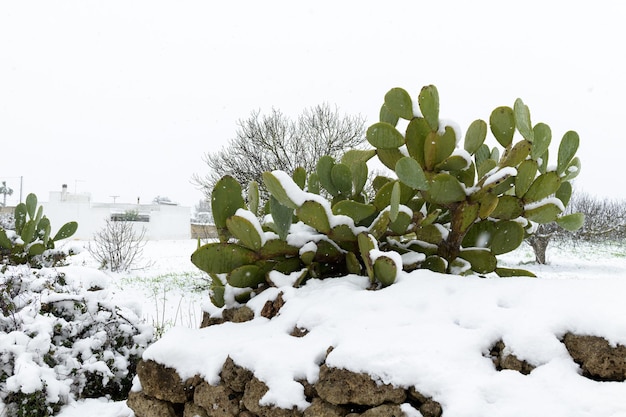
xmin=191 ymin=84 xmax=583 ymax=308
xmin=87 ymin=219 xmax=148 ymax=272
xmin=0 ymin=266 xmax=153 ymax=416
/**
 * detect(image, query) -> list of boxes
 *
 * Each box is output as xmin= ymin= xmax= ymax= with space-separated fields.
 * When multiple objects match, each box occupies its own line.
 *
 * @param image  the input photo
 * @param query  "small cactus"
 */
xmin=192 ymin=84 xmax=584 ymax=307
xmin=0 ymin=193 xmax=78 ymax=267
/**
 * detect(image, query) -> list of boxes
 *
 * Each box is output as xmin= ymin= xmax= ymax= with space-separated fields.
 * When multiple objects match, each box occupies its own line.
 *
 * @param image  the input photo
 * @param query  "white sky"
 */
xmin=1 ymin=1 xmax=624 ymax=208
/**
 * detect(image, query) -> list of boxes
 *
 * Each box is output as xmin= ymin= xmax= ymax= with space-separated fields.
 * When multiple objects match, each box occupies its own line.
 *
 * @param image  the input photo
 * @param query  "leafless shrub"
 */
xmin=87 ymin=220 xmax=148 ymax=272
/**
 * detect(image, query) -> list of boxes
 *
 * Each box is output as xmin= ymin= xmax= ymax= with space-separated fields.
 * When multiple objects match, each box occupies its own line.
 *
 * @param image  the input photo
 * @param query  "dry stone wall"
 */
xmin=129 ymin=303 xmax=626 ymax=417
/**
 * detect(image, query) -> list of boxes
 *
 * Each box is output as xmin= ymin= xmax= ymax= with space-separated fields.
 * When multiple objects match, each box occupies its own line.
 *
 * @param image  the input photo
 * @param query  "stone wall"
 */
xmin=129 ymin=303 xmax=626 ymax=417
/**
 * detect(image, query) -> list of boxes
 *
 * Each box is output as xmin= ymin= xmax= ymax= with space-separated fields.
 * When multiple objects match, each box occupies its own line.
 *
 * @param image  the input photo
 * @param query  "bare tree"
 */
xmin=526 ymin=191 xmax=626 ymax=264
xmin=0 ymin=181 xmax=13 ymax=207
xmin=87 ymin=220 xmax=148 ymax=272
xmin=192 ymin=103 xmax=366 ymax=202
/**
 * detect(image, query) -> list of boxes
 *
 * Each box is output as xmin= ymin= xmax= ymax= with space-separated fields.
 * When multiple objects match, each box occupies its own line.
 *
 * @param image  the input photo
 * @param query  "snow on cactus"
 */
xmin=191 ymin=84 xmax=584 ymax=308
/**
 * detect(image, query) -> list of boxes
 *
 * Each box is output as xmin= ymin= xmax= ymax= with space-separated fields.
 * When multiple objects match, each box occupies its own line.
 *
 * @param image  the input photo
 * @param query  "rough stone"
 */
xmin=359 ymin=404 xmax=404 ymax=417
xmin=302 ymin=398 xmax=347 ymax=417
xmin=315 ymin=365 xmax=406 ymax=406
xmin=261 ymin=292 xmax=285 ymax=319
xmin=137 ymin=360 xmax=199 ymax=403
xmin=489 ymin=340 xmax=535 ymax=375
xmin=201 ymin=306 xmax=255 ymax=328
xmin=127 ymin=390 xmax=179 ymax=417
xmin=194 ymin=381 xmax=240 ymax=417
xmin=242 ymin=377 xmax=302 ymax=417
xmin=419 ymin=401 xmax=443 ymax=417
xmin=222 ymin=357 xmax=254 ymax=393
xmin=563 ymin=333 xmax=626 ymax=381
xmin=184 ymin=402 xmax=209 ymax=417
xmin=407 ymin=388 xmax=442 ymax=417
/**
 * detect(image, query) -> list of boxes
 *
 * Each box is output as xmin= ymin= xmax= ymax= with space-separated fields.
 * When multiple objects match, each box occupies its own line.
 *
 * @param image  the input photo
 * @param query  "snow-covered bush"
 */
xmin=191 ymin=84 xmax=584 ymax=308
xmin=0 ymin=266 xmax=153 ymax=416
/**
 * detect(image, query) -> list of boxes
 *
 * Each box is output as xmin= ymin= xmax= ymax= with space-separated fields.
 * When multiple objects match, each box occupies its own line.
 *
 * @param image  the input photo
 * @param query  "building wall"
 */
xmin=41 ymin=191 xmax=191 ymax=240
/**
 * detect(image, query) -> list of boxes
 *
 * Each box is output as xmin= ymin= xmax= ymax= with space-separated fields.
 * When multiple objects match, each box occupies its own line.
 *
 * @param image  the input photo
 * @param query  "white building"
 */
xmin=42 ymin=185 xmax=191 ymax=240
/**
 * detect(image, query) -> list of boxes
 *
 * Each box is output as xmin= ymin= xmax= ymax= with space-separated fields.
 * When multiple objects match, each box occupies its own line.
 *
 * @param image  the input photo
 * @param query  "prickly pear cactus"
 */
xmin=0 ymin=193 xmax=78 ymax=267
xmin=192 ymin=85 xmax=583 ymax=307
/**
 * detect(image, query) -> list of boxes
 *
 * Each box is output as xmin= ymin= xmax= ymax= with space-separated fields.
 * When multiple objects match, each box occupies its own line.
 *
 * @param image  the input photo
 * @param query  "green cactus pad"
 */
xmin=418 ymin=85 xmax=439 ymax=130
xmin=490 ymin=196 xmax=524 ymax=220
xmin=191 ymin=243 xmax=259 ymax=274
xmin=557 ymin=131 xmax=580 ymax=175
xmin=491 ymin=221 xmax=525 ymax=255
xmin=405 ymin=117 xmax=429 ymax=165
xmin=458 ymin=202 xmax=479 ymax=233
xmin=52 ymin=221 xmax=78 ymax=242
xmin=316 ymin=155 xmax=340 ymax=197
xmin=226 ymin=214 xmax=263 ymax=251
xmin=25 ymin=193 xmax=37 ymax=219
xmin=342 ymin=149 xmax=376 ymax=166
xmin=477 ymin=159 xmax=497 ymax=179
xmin=500 ymin=140 xmax=532 ymax=168
xmin=297 ymin=200 xmax=331 ymax=234
xmin=396 ymin=157 xmax=429 ymax=191
xmin=21 ymin=220 xmax=37 ymax=244
xmin=525 ymin=202 xmax=562 ymax=224
xmin=495 ymin=267 xmax=536 ymax=278
xmin=422 ymin=255 xmax=447 ymax=273
xmin=531 ymin=123 xmax=551 ymax=160
xmin=514 ymin=98 xmax=534 ymax=142
xmin=264 ymin=171 xmax=299 ymax=209
xmin=350 ymin=160 xmax=368 ymax=196
xmin=523 ymin=172 xmax=561 ymax=203
xmin=436 ymin=155 xmax=471 ymax=172
xmin=373 ymin=255 xmax=397 ymax=287
xmin=0 ymin=229 xmax=11 ymax=249
xmin=414 ymin=224 xmax=445 ymax=245
xmin=555 ymin=181 xmax=573 ymax=207
xmin=212 ymin=176 xmax=246 ymax=238
xmin=459 ymin=249 xmax=497 ymax=274
xmin=248 ymin=181 xmax=260 ymax=216
xmin=331 ymin=163 xmax=353 ymax=195
xmin=373 ymin=180 xmax=414 ymax=211
xmin=389 ymin=182 xmax=401 ymax=222
xmin=379 ymin=103 xmax=400 ymax=126
xmin=515 ymin=160 xmax=538 ymax=198
xmin=345 ymin=252 xmax=362 ymax=275
xmin=258 ymin=239 xmax=300 ymax=258
xmin=269 ymin=196 xmax=293 ymax=240
xmin=293 ymin=167 xmax=307 ymax=190
xmin=367 ymin=122 xmax=405 ymax=149
xmin=464 ymin=119 xmax=488 ymax=155
xmin=210 ymin=285 xmax=226 ymax=308
xmin=384 ymin=87 xmax=414 ymax=120
xmin=561 ymin=157 xmax=581 ymax=181
xmin=489 ymin=106 xmax=515 ymax=148
xmin=227 ymin=264 xmax=265 ymax=288
xmin=357 ymin=232 xmax=376 ymax=282
xmin=478 ymin=193 xmax=498 ymax=219
xmin=14 ymin=203 xmax=27 ymax=234
xmin=377 ymin=148 xmax=405 ymax=170
xmin=307 ymin=173 xmax=320 ymax=194
xmin=556 ymin=212 xmax=585 ymax=231
xmin=332 ymin=200 xmax=377 ymax=223
xmin=389 ymin=210 xmax=412 ymax=235
xmin=427 ymin=173 xmax=467 ymax=205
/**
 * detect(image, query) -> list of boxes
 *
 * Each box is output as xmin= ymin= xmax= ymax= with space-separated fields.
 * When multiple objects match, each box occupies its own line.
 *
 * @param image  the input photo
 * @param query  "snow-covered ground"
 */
xmin=52 ymin=239 xmax=626 ymax=417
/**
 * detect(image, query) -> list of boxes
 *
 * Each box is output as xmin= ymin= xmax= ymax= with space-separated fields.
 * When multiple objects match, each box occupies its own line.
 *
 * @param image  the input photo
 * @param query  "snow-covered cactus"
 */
xmin=0 ymin=193 xmax=77 ymax=267
xmin=192 ymin=85 xmax=583 ymax=307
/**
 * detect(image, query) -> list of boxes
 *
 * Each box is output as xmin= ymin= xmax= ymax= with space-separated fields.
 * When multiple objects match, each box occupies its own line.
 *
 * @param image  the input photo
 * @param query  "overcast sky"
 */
xmin=1 ymin=1 xmax=624 ymax=209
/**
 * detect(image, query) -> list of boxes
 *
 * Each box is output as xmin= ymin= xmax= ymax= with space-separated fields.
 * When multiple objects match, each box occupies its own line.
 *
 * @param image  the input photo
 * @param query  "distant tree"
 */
xmin=192 ymin=103 xmax=366 ymax=202
xmin=0 ymin=181 xmax=13 ymax=207
xmin=194 ymin=198 xmax=211 ymax=214
xmin=526 ymin=191 xmax=626 ymax=264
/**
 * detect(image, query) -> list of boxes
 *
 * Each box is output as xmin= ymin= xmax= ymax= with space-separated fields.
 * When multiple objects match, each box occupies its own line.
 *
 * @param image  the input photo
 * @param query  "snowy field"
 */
xmin=52 ymin=239 xmax=626 ymax=417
